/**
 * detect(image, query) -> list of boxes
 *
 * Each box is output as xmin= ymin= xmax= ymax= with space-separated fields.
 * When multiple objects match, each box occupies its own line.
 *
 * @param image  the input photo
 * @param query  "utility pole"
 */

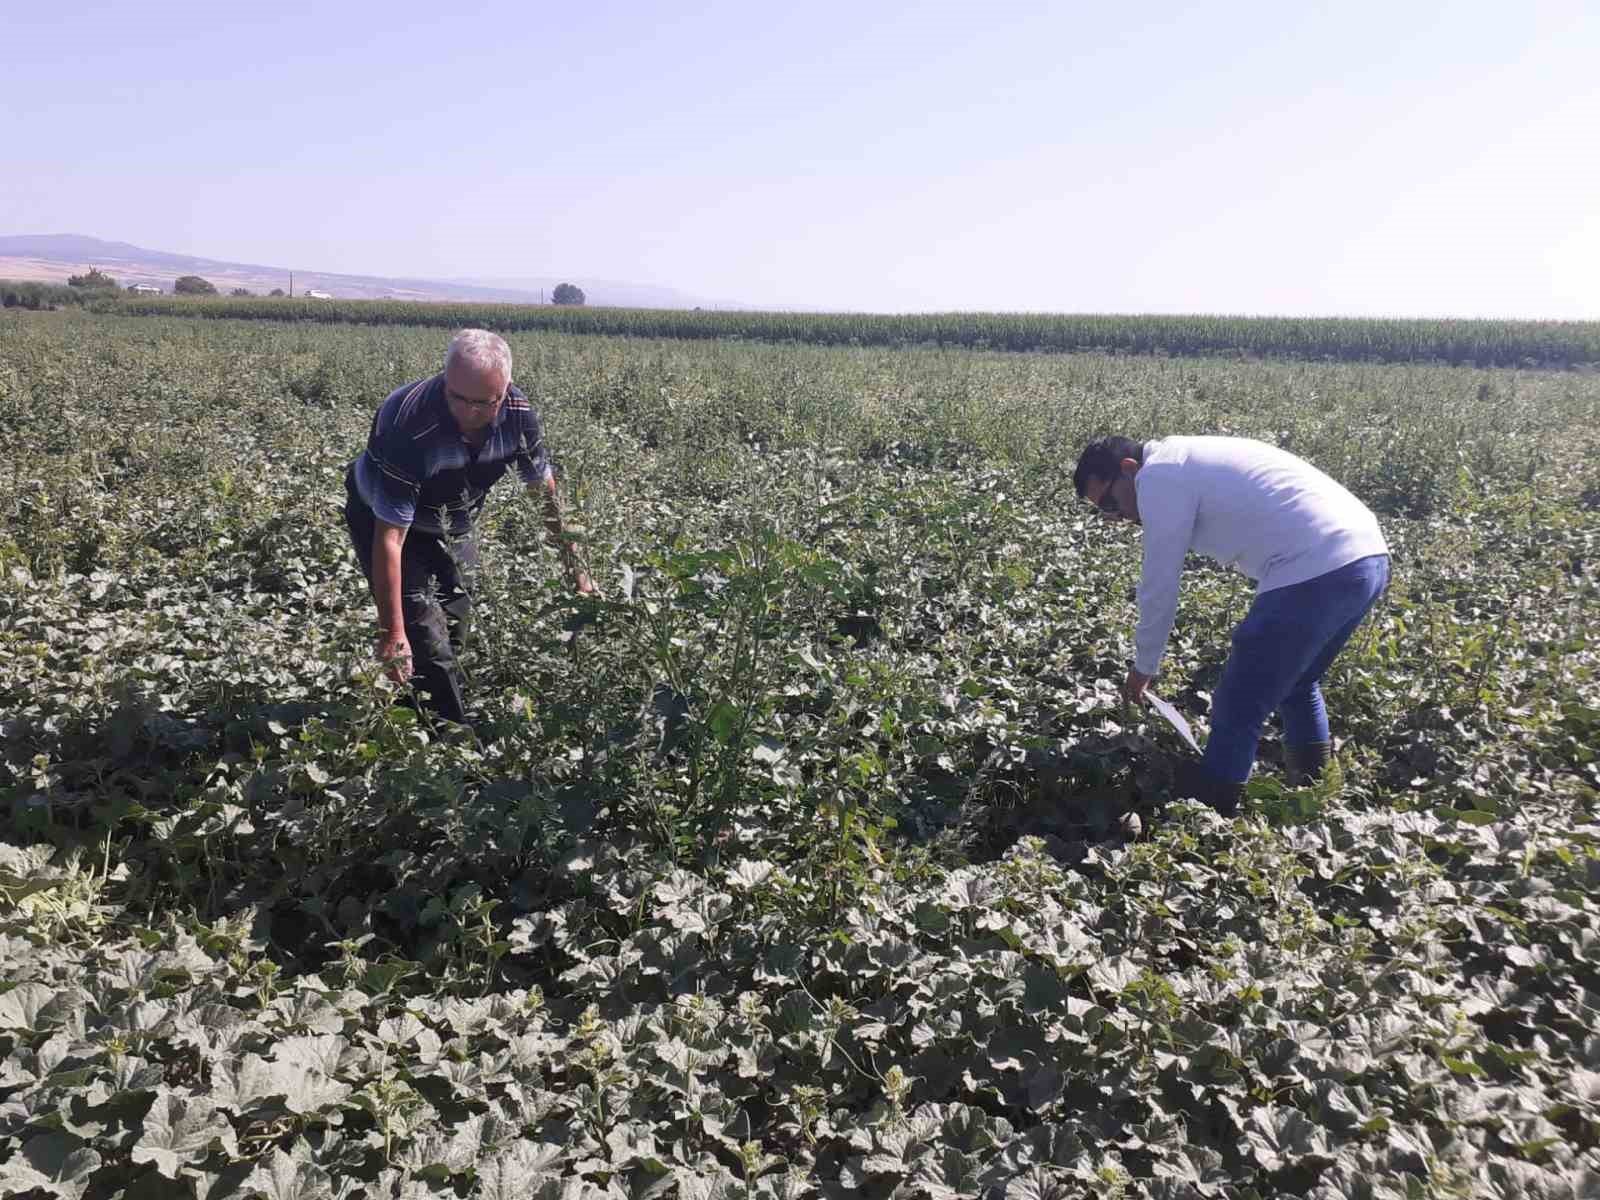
xmin=289 ymin=272 xmax=294 ymax=298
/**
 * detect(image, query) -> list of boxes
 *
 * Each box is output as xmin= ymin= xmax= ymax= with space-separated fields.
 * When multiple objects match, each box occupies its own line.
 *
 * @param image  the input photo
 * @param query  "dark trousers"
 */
xmin=344 ymin=478 xmax=479 ymax=723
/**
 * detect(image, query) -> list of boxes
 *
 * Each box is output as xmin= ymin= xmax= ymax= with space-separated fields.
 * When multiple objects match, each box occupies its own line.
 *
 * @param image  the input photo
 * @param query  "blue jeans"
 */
xmin=1203 ymin=554 xmax=1390 ymax=783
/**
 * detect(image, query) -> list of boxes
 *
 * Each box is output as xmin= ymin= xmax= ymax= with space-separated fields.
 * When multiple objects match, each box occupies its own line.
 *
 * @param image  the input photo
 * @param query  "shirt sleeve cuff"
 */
xmin=369 ymin=497 xmax=414 ymax=528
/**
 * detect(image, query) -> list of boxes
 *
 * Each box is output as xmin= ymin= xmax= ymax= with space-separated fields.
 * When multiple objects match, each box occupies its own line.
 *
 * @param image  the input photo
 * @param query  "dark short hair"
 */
xmin=1073 ymin=436 xmax=1144 ymax=499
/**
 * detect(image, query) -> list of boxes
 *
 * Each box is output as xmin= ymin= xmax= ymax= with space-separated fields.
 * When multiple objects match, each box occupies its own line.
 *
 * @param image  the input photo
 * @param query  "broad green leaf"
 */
xmin=1086 ymin=956 xmax=1142 ymax=996
xmin=1000 ymin=1165 xmax=1079 ymax=1200
xmin=133 ymin=1093 xmax=237 ymax=1177
xmin=707 ymin=701 xmax=742 ymax=744
xmin=473 ymin=1141 xmax=566 ymax=1199
xmin=1245 ymin=1104 xmax=1331 ymax=1171
xmin=209 ymin=1053 xmax=285 ymax=1114
xmin=247 ymin=1149 xmax=336 ymax=1200
xmin=0 ymin=1133 xmax=103 ymax=1200
xmin=726 ymin=859 xmax=777 ymax=889
xmin=0 ymin=982 xmax=69 ymax=1033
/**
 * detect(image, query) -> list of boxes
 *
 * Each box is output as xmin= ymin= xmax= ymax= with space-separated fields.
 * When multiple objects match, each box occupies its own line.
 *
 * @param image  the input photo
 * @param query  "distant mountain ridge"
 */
xmin=0 ymin=234 xmax=738 ymax=309
xmin=2 ymin=234 xmax=244 ymax=273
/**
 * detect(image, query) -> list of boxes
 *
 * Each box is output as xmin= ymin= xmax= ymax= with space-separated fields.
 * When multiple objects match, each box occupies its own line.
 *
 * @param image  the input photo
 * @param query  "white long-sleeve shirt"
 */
xmin=1132 ymin=436 xmax=1388 ymax=675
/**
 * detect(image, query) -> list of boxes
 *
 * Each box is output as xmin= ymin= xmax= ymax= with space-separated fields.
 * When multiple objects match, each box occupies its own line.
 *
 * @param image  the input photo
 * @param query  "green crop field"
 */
xmin=2 ymin=308 xmax=1598 ymax=1198
xmin=93 ymin=293 xmax=1600 ymax=368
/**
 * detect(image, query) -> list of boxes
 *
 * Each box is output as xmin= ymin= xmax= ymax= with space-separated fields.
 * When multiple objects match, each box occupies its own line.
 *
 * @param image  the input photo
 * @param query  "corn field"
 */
xmin=101 ymin=296 xmax=1600 ymax=367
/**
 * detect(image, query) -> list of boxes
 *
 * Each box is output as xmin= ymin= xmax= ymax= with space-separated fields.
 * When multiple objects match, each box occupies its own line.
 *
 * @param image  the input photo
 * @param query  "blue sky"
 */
xmin=5 ymin=0 xmax=1595 ymax=315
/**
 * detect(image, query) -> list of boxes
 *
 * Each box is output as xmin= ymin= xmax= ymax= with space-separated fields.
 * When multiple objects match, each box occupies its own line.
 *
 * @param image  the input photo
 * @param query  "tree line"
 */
xmin=3 ymin=270 xmax=589 ymax=308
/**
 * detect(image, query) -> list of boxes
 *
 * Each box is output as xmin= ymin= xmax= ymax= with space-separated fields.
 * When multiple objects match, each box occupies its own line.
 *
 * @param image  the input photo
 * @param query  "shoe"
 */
xmin=1284 ymin=741 xmax=1330 ymax=787
xmin=1174 ymin=760 xmax=1245 ymax=817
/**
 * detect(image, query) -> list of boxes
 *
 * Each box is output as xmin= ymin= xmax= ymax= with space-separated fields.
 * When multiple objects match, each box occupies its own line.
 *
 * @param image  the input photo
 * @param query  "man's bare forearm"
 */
xmin=371 ymin=521 xmax=408 ymax=632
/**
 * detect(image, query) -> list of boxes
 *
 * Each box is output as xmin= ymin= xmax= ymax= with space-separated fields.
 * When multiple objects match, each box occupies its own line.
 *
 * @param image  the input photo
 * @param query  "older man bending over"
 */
xmin=344 ymin=328 xmax=593 ymax=724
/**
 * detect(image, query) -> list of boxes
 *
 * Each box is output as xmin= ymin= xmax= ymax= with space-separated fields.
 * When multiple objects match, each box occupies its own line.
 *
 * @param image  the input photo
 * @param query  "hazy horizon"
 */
xmin=4 ymin=1 xmax=1595 ymax=319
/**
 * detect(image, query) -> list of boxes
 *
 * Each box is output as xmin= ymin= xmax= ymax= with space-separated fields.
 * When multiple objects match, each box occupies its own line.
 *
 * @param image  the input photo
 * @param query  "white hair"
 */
xmin=445 ymin=328 xmax=512 ymax=381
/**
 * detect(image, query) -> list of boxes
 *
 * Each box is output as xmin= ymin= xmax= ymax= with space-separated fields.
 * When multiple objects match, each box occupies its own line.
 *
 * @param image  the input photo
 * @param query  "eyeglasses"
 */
xmin=446 ymin=386 xmax=503 ymax=411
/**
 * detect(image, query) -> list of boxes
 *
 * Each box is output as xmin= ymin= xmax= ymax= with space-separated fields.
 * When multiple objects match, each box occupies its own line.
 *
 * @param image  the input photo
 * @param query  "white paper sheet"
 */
xmin=1145 ymin=691 xmax=1201 ymax=754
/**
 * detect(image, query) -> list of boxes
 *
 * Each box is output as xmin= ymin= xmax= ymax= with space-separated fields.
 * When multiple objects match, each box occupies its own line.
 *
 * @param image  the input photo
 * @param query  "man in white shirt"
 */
xmin=1073 ymin=435 xmax=1391 ymax=815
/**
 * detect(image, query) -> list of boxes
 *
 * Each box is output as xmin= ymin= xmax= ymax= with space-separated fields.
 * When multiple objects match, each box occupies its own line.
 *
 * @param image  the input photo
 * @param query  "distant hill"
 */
xmin=0 ymin=234 xmax=740 ymax=308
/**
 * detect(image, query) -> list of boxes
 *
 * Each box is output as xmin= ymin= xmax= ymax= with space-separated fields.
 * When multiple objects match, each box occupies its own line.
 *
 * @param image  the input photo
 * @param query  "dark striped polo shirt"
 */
xmin=348 ymin=374 xmax=553 ymax=536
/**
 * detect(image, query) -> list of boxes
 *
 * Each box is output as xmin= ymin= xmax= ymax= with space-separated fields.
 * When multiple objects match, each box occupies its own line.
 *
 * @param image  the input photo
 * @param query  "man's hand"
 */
xmin=560 ymin=543 xmax=597 ymax=596
xmin=376 ymin=631 xmax=413 ymax=683
xmin=1124 ymin=667 xmax=1154 ymax=703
